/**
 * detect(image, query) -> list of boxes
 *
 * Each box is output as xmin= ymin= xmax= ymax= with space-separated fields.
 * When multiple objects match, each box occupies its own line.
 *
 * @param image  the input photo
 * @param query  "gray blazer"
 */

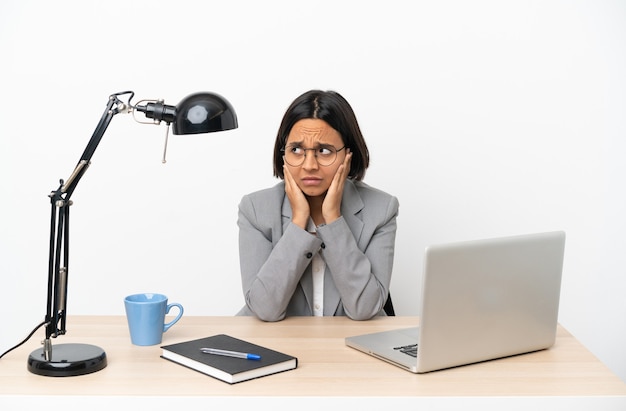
xmin=236 ymin=179 xmax=399 ymax=321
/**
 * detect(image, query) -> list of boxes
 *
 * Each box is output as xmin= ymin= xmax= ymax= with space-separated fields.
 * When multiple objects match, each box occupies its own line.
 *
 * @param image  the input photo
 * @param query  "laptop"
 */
xmin=345 ymin=231 xmax=566 ymax=373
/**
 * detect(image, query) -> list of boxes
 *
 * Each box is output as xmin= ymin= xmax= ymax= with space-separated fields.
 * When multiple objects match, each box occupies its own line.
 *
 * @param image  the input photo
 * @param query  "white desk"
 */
xmin=1 ymin=316 xmax=625 ymax=410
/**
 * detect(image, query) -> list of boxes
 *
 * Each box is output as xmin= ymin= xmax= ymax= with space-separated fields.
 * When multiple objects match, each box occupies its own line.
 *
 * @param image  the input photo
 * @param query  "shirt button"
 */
xmin=306 ymin=252 xmax=313 ymax=258
xmin=321 ymin=243 xmax=326 ymax=249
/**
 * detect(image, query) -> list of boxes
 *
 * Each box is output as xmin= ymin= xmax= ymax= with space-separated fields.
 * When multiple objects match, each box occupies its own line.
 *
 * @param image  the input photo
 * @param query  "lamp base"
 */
xmin=27 ymin=343 xmax=107 ymax=377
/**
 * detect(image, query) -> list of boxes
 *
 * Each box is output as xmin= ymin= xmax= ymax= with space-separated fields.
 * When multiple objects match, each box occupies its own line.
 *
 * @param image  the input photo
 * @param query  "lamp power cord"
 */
xmin=0 ymin=320 xmax=46 ymax=360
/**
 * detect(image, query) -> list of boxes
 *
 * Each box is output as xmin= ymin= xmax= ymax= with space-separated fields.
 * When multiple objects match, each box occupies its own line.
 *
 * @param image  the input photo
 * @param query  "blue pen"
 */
xmin=200 ymin=347 xmax=261 ymax=360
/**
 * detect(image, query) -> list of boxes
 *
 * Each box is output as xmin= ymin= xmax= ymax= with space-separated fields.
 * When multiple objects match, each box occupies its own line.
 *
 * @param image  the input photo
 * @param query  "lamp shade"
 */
xmin=172 ymin=92 xmax=238 ymax=135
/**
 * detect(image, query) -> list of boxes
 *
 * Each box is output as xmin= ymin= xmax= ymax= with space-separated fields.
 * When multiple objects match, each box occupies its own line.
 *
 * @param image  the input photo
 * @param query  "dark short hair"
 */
xmin=272 ymin=90 xmax=369 ymax=181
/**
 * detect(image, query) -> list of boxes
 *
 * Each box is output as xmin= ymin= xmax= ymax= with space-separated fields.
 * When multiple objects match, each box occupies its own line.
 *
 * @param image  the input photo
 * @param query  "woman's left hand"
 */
xmin=322 ymin=149 xmax=352 ymax=224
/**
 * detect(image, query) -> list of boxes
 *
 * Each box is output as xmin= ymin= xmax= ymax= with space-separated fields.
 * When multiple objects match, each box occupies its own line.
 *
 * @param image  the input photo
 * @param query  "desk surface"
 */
xmin=1 ymin=316 xmax=625 ymax=398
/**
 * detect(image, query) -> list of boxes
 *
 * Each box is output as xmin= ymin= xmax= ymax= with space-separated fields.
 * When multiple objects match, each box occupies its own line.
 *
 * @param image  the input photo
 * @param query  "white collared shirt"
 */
xmin=307 ymin=219 xmax=325 ymax=316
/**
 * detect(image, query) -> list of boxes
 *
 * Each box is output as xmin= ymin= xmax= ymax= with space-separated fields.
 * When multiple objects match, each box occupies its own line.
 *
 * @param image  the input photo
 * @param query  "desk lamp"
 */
xmin=26 ymin=90 xmax=238 ymax=377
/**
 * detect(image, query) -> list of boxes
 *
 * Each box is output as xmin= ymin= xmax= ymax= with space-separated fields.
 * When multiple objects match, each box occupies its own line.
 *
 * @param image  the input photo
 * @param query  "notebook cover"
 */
xmin=161 ymin=334 xmax=298 ymax=384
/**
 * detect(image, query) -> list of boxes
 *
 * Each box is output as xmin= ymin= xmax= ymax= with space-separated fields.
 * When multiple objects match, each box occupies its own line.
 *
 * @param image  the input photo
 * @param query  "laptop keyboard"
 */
xmin=394 ymin=343 xmax=418 ymax=357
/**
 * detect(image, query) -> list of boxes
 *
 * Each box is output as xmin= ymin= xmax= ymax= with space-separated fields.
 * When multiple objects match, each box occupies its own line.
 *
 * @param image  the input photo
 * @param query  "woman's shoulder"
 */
xmin=347 ymin=180 xmax=399 ymax=219
xmin=352 ymin=180 xmax=398 ymax=203
xmin=240 ymin=182 xmax=285 ymax=205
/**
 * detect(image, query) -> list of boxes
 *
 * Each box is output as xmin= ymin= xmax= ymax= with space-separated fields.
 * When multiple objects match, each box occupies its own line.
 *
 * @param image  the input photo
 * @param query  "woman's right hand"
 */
xmin=283 ymin=164 xmax=310 ymax=229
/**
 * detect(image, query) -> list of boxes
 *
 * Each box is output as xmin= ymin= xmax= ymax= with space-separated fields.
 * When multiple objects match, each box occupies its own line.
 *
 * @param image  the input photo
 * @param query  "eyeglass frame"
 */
xmin=281 ymin=144 xmax=347 ymax=167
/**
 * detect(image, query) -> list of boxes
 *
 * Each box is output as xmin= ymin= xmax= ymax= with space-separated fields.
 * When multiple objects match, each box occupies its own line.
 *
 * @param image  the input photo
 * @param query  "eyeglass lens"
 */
xmin=283 ymin=145 xmax=341 ymax=167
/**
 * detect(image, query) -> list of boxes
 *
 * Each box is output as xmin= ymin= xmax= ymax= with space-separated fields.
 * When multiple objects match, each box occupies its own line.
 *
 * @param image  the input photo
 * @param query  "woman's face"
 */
xmin=284 ymin=118 xmax=346 ymax=198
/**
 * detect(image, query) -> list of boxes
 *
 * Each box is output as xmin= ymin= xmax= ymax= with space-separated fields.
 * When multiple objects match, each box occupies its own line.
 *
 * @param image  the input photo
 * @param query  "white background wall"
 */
xmin=1 ymin=0 xmax=624 ymax=382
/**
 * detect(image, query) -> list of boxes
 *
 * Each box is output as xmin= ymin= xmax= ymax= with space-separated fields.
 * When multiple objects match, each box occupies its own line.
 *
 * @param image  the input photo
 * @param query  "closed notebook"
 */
xmin=161 ymin=334 xmax=298 ymax=384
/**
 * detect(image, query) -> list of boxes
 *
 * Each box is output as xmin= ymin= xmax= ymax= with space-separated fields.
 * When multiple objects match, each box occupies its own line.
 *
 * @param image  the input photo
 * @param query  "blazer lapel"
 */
xmin=325 ymin=180 xmax=364 ymax=315
xmin=280 ymin=184 xmax=292 ymax=237
xmin=340 ymin=180 xmax=365 ymax=245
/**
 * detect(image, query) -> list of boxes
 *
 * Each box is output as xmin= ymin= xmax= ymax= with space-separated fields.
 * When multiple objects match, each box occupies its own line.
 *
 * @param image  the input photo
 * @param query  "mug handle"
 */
xmin=163 ymin=303 xmax=184 ymax=332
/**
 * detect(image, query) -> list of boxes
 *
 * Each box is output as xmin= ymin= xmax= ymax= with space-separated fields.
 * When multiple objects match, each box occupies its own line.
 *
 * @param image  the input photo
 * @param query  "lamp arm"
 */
xmin=61 ymin=91 xmax=134 ymax=198
xmin=43 ymin=92 xmax=133 ymax=356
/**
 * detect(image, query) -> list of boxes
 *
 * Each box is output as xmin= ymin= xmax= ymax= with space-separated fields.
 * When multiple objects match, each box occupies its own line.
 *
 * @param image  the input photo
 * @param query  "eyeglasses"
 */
xmin=281 ymin=144 xmax=346 ymax=167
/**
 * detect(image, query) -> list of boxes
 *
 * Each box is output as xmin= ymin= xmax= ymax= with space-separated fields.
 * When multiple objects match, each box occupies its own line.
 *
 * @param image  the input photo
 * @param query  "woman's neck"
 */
xmin=307 ymin=194 xmax=325 ymax=226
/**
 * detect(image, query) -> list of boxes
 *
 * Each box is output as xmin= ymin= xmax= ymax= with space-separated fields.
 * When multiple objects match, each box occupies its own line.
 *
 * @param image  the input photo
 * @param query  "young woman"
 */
xmin=237 ymin=90 xmax=399 ymax=321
